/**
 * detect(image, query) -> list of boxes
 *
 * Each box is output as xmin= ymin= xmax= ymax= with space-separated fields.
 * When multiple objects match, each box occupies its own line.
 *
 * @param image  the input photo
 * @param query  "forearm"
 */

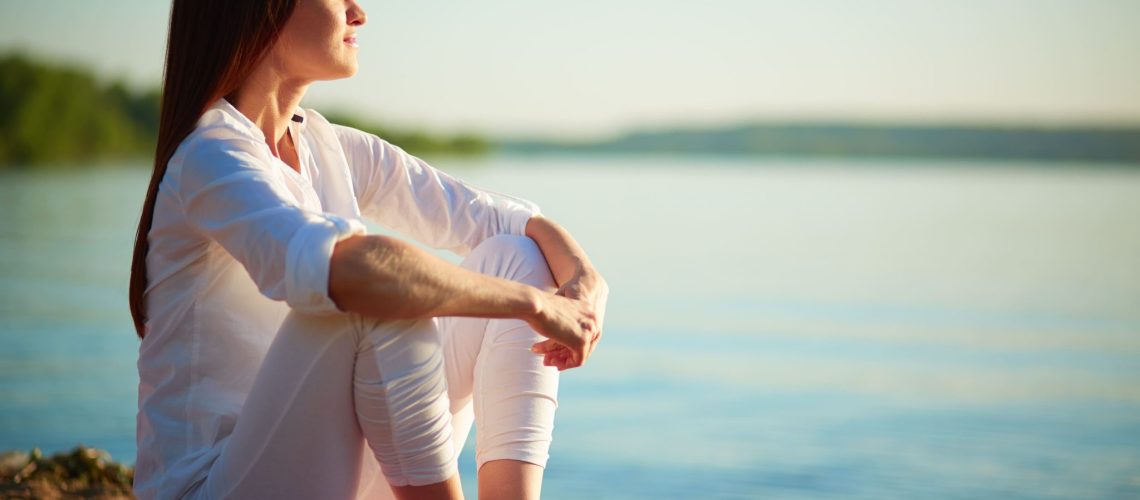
xmin=524 ymin=215 xmax=600 ymax=288
xmin=328 ymin=234 xmax=541 ymax=321
xmin=524 ymin=214 xmax=608 ymax=368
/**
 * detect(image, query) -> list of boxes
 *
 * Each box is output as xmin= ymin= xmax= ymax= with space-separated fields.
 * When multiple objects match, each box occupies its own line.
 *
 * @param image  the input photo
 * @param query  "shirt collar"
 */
xmin=208 ymin=97 xmax=307 ymax=141
xmin=291 ymin=107 xmax=308 ymax=134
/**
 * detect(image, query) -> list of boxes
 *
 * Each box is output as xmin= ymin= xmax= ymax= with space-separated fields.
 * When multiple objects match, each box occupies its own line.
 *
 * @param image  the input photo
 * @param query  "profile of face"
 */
xmin=272 ymin=0 xmax=367 ymax=82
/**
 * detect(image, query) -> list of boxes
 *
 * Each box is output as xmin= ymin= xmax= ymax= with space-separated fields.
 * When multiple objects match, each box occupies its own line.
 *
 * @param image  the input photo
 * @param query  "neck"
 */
xmin=230 ymin=59 xmax=310 ymax=158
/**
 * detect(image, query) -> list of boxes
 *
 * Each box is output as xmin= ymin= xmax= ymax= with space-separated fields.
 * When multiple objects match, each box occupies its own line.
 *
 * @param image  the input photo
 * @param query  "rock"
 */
xmin=0 ymin=445 xmax=134 ymax=499
xmin=0 ymin=450 xmax=30 ymax=475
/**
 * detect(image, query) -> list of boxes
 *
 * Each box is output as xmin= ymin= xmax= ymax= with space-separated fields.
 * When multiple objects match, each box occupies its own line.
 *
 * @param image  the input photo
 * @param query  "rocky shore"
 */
xmin=0 ymin=447 xmax=133 ymax=499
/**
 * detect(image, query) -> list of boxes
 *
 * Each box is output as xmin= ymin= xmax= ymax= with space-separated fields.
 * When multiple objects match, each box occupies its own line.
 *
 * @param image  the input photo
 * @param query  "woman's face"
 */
xmin=273 ymin=0 xmax=367 ymax=82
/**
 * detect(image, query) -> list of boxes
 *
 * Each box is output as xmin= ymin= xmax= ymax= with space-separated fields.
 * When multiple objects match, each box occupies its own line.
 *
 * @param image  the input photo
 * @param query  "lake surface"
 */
xmin=2 ymin=155 xmax=1139 ymax=498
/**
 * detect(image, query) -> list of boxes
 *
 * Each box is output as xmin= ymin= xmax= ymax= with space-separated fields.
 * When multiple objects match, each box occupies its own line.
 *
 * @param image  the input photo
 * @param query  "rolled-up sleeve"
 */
xmin=331 ymin=124 xmax=540 ymax=256
xmin=176 ymin=137 xmax=365 ymax=314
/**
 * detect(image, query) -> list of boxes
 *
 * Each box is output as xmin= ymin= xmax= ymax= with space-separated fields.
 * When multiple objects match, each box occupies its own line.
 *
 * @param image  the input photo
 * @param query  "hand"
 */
xmin=527 ymin=292 xmax=596 ymax=370
xmin=529 ymin=271 xmax=609 ymax=371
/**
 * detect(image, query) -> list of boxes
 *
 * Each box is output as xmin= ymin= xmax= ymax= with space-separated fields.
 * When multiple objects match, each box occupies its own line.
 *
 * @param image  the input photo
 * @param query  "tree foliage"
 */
xmin=0 ymin=53 xmax=157 ymax=168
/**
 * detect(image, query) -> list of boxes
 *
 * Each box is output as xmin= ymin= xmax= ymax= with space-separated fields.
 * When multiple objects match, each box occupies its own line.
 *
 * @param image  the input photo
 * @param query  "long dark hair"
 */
xmin=129 ymin=0 xmax=298 ymax=338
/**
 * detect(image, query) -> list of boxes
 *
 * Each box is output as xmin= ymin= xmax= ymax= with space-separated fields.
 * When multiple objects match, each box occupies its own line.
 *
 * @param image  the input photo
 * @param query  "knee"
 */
xmin=469 ymin=234 xmax=543 ymax=264
xmin=462 ymin=235 xmax=555 ymax=289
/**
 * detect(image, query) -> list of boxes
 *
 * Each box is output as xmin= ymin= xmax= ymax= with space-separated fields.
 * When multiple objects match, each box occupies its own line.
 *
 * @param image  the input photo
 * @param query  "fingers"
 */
xmin=536 ymin=342 xmax=581 ymax=371
xmin=537 ymin=341 xmax=596 ymax=371
xmin=530 ymin=295 xmax=603 ymax=371
xmin=543 ymin=349 xmax=574 ymax=371
xmin=533 ymin=340 xmax=584 ymax=370
xmin=531 ymin=339 xmax=561 ymax=354
xmin=586 ymin=330 xmax=601 ymax=360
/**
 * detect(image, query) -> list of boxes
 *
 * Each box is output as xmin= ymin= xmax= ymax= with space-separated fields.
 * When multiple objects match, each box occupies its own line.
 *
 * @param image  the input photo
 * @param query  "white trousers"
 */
xmin=193 ymin=235 xmax=559 ymax=499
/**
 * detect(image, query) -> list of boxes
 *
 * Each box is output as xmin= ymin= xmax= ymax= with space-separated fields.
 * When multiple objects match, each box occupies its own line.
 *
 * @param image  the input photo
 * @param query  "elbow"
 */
xmin=328 ymin=234 xmax=420 ymax=320
xmin=328 ymin=234 xmax=372 ymax=315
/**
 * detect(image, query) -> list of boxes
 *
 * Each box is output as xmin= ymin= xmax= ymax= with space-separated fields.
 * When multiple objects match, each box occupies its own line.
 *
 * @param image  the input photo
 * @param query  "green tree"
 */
xmin=0 ymin=53 xmax=153 ymax=168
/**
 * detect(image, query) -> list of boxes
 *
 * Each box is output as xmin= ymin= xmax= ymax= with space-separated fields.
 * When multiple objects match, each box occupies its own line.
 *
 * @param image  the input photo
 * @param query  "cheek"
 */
xmin=272 ymin=8 xmax=353 ymax=79
xmin=278 ymin=33 xmax=336 ymax=73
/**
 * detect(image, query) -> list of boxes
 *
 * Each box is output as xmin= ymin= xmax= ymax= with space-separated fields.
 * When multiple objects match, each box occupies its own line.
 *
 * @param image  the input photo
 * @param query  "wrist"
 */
xmin=517 ymin=284 xmax=545 ymax=324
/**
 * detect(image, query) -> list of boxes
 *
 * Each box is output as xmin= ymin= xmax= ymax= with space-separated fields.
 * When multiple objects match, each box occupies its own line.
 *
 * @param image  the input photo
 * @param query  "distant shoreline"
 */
xmin=502 ymin=122 xmax=1140 ymax=164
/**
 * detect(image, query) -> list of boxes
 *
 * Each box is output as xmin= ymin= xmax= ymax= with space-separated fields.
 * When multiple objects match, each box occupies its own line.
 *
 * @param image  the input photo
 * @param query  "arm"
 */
xmin=328 ymin=234 xmax=538 ymax=321
xmin=178 ymin=136 xmax=365 ymax=315
xmin=525 ymin=215 xmax=609 ymax=367
xmin=328 ymin=233 xmax=599 ymax=366
xmin=525 ymin=214 xmax=604 ymax=291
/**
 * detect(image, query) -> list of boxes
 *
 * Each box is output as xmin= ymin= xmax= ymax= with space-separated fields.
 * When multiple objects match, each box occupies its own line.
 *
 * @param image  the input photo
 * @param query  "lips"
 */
xmin=344 ymin=35 xmax=358 ymax=47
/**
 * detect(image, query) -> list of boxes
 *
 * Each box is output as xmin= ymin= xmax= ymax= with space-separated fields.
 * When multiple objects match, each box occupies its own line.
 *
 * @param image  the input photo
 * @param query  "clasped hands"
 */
xmin=527 ymin=269 xmax=608 ymax=371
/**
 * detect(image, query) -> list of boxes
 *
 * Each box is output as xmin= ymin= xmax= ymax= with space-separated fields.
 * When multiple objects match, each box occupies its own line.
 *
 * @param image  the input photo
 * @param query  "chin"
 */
xmin=339 ymin=59 xmax=359 ymax=78
xmin=322 ymin=63 xmax=358 ymax=81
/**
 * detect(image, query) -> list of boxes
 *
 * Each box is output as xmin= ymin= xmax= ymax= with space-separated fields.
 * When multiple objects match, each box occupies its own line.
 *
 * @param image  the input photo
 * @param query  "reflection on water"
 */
xmin=1 ymin=157 xmax=1139 ymax=498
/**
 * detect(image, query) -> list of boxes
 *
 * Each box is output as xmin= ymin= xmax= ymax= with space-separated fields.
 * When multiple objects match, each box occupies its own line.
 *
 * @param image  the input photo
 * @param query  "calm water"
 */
xmin=2 ymin=156 xmax=1139 ymax=499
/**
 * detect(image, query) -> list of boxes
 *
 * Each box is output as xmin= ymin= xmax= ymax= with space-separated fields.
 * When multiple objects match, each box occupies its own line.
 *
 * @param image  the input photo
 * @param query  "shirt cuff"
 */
xmin=284 ymin=214 xmax=367 ymax=314
xmin=502 ymin=198 xmax=542 ymax=237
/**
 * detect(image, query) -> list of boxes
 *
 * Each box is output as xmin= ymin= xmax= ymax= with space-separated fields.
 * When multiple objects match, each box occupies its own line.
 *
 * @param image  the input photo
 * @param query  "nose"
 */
xmin=348 ymin=1 xmax=366 ymax=26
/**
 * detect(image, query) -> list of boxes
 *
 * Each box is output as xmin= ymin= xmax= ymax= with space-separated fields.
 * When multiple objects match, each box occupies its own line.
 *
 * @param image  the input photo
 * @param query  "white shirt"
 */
xmin=134 ymin=99 xmax=539 ymax=499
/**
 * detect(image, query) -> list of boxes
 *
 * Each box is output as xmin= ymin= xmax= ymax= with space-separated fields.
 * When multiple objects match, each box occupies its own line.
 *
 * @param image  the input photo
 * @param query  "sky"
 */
xmin=2 ymin=0 xmax=1139 ymax=139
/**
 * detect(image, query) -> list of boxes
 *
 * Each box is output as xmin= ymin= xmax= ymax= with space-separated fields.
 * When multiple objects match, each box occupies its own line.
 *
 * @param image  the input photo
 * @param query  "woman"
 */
xmin=129 ymin=0 xmax=608 ymax=498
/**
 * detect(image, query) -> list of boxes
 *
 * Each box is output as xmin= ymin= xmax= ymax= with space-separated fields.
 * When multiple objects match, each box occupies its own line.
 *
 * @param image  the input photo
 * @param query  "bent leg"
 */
xmin=200 ymin=311 xmax=459 ymax=500
xmin=439 ymin=234 xmax=560 ymax=499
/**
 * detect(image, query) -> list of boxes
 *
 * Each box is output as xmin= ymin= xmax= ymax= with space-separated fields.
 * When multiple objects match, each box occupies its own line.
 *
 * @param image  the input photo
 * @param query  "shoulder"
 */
xmin=169 ymin=113 xmax=270 ymax=191
xmin=187 ymin=107 xmax=267 ymax=152
xmin=304 ymin=109 xmax=376 ymax=147
xmin=303 ymin=108 xmax=398 ymax=164
xmin=177 ymin=109 xmax=266 ymax=164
